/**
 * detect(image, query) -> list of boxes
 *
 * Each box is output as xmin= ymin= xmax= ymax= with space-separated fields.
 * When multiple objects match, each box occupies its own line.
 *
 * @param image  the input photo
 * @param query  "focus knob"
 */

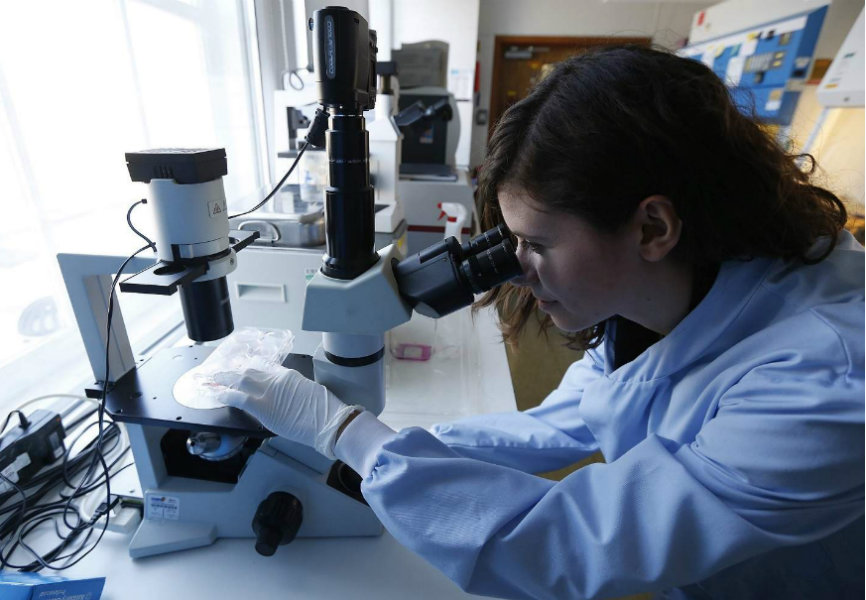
xmin=252 ymin=492 xmax=303 ymax=556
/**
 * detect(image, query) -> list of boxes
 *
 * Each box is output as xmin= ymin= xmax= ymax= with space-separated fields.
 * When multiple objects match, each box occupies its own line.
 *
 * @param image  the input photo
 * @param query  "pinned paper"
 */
xmin=765 ymin=88 xmax=784 ymax=112
xmin=742 ymin=38 xmax=758 ymax=57
xmin=726 ymin=56 xmax=746 ymax=86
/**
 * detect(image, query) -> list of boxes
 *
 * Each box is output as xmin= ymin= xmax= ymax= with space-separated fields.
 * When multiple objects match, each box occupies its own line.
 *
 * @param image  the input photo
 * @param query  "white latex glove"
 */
xmin=213 ymin=367 xmax=362 ymax=459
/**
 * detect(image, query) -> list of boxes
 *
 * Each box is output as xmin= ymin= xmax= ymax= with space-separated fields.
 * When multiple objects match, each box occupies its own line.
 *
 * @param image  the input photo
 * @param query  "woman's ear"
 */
xmin=635 ymin=195 xmax=682 ymax=262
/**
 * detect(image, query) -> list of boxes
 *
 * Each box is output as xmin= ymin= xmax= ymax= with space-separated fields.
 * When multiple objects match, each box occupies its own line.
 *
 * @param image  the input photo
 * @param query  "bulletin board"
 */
xmin=680 ymin=6 xmax=828 ymax=125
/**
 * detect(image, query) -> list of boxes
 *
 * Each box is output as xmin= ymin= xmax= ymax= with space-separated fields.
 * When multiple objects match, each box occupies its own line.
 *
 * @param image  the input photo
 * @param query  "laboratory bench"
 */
xmin=39 ymin=307 xmax=515 ymax=599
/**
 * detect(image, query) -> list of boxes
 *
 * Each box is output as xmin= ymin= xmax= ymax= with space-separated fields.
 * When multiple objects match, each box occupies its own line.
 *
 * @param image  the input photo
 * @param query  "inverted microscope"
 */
xmin=61 ymin=6 xmax=521 ymax=559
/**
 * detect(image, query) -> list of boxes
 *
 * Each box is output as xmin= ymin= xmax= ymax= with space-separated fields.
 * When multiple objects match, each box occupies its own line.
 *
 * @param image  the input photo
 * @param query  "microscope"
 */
xmin=64 ymin=6 xmax=520 ymax=559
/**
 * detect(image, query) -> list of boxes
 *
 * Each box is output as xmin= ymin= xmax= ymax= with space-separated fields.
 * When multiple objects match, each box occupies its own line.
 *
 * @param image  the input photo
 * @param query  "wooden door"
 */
xmin=489 ymin=36 xmax=652 ymax=137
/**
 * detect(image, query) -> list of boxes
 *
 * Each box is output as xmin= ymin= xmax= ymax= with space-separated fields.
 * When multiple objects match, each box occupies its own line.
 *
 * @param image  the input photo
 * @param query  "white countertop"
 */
xmin=48 ymin=307 xmax=515 ymax=599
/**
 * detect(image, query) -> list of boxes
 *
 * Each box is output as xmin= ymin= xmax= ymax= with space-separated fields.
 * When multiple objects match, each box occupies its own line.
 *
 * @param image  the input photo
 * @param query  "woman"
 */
xmin=215 ymin=46 xmax=864 ymax=598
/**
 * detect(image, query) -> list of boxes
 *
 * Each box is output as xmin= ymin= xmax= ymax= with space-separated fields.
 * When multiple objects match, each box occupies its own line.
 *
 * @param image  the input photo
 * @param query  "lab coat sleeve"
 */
xmin=355 ymin=361 xmax=864 ymax=599
xmin=427 ymin=350 xmax=603 ymax=473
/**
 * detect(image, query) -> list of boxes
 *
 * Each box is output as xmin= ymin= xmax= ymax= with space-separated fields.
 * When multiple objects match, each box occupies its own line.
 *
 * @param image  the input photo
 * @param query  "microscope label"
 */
xmin=209 ymin=200 xmax=225 ymax=218
xmin=325 ymin=16 xmax=336 ymax=79
xmin=146 ymin=493 xmax=180 ymax=520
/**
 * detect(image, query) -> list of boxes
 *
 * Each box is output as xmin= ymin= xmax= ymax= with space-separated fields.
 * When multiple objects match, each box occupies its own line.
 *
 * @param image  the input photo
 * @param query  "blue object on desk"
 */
xmin=0 ymin=572 xmax=105 ymax=600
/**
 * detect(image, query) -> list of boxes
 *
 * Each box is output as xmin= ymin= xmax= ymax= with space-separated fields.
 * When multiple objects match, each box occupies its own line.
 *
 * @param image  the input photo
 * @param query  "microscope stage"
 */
xmin=100 ymin=345 xmax=314 ymax=435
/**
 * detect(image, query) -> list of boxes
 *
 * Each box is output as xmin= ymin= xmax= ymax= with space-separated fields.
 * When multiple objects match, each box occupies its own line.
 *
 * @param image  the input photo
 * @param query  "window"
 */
xmin=0 ymin=1 xmax=265 ymax=410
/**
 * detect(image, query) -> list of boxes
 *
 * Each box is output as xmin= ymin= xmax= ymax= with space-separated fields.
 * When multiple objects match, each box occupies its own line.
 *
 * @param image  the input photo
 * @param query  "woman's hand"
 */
xmin=213 ymin=367 xmax=361 ymax=459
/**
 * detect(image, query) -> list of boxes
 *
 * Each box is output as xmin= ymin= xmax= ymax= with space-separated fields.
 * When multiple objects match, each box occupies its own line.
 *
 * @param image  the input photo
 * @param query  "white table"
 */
xmin=53 ymin=307 xmax=516 ymax=599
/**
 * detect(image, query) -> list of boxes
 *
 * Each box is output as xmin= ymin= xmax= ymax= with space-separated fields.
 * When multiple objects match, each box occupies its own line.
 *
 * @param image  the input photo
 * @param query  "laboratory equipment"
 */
xmin=398 ymin=171 xmax=478 ymax=254
xmin=397 ymin=87 xmax=460 ymax=177
xmin=816 ymin=6 xmax=864 ymax=108
xmin=439 ymin=202 xmax=469 ymax=242
xmin=801 ymin=7 xmax=865 ymax=156
xmin=229 ymin=184 xmax=326 ymax=248
xmin=59 ymin=6 xmax=521 ymax=559
xmin=120 ymin=149 xmax=259 ymax=342
xmin=230 ymin=59 xmax=412 ymax=356
xmin=392 ymin=41 xmax=449 ymax=88
xmin=272 ymin=64 xmax=405 ymax=237
xmin=368 ymin=61 xmax=406 ymax=235
xmin=387 ymin=74 xmax=474 ymax=254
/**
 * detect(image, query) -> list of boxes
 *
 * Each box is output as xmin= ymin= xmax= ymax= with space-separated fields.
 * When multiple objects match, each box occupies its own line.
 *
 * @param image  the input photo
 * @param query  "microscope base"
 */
xmin=126 ymin=423 xmax=382 ymax=559
xmin=130 ymin=519 xmax=217 ymax=559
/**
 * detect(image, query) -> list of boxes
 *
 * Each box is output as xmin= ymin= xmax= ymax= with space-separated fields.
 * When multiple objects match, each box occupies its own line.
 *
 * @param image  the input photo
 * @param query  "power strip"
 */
xmin=0 ymin=409 xmax=66 ymax=494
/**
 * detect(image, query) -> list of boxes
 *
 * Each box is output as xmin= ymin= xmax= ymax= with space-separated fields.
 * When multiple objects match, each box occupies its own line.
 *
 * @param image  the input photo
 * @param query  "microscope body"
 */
xmin=303 ymin=7 xmax=407 ymax=416
xmin=62 ymin=6 xmax=519 ymax=560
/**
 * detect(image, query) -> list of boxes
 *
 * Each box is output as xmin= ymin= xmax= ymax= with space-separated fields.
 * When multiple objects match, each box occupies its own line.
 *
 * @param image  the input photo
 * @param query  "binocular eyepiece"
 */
xmin=393 ymin=224 xmax=523 ymax=318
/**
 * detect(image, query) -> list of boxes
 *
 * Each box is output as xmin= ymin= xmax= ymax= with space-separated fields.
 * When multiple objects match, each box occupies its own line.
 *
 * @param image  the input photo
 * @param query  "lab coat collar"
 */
xmin=601 ymin=231 xmax=863 ymax=383
xmin=602 ymin=256 xmax=775 ymax=382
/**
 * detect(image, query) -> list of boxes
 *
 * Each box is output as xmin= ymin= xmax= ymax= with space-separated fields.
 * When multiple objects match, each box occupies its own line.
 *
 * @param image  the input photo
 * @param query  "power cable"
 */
xmin=0 ymin=244 xmax=150 ymax=571
xmin=229 ymin=141 xmax=309 ymax=219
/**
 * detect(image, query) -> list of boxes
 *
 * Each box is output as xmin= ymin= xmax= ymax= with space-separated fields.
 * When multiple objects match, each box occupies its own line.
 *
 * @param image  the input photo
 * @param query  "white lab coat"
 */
xmin=336 ymin=231 xmax=865 ymax=599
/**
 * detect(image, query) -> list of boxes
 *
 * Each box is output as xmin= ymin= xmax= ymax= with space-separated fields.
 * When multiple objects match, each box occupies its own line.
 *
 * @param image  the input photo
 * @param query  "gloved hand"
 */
xmin=213 ymin=367 xmax=363 ymax=459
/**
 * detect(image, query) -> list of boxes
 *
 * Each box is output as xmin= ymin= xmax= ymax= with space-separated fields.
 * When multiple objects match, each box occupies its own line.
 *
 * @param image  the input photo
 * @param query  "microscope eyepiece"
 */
xmin=460 ymin=239 xmax=521 ymax=294
xmin=393 ymin=226 xmax=523 ymax=318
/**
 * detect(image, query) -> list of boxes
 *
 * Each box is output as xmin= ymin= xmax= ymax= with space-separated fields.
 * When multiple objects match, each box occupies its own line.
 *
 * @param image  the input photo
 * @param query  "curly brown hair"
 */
xmin=475 ymin=45 xmax=847 ymax=350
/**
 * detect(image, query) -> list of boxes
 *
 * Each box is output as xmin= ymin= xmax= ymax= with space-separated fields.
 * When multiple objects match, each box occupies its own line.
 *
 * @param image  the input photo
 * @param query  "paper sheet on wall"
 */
xmin=448 ymin=68 xmax=474 ymax=101
xmin=742 ymin=37 xmax=758 ymax=57
xmin=726 ymin=55 xmax=746 ymax=86
xmin=765 ymin=88 xmax=784 ymax=112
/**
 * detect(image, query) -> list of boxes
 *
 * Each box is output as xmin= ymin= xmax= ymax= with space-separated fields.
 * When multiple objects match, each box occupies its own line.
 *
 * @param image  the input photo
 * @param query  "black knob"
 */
xmin=252 ymin=492 xmax=303 ymax=556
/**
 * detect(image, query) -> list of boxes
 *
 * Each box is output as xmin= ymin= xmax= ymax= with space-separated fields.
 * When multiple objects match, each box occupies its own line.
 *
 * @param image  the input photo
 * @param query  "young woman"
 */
xmin=216 ymin=46 xmax=864 ymax=599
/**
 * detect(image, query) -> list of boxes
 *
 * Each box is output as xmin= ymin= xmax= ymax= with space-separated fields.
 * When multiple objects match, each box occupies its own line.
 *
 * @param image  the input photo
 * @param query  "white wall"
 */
xmin=471 ymin=0 xmax=715 ymax=167
xmin=392 ymin=0 xmax=481 ymax=167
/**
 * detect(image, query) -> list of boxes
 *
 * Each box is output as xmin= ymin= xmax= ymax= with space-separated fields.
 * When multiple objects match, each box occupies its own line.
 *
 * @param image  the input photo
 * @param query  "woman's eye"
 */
xmin=520 ymin=239 xmax=544 ymax=254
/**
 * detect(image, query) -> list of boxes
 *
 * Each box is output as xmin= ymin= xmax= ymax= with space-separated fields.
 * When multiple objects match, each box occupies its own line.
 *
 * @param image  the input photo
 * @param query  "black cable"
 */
xmin=59 ymin=422 xmax=121 ymax=494
xmin=62 ymin=406 xmax=99 ymax=435
xmin=0 ymin=446 xmax=127 ymax=544
xmin=0 ymin=410 xmax=30 ymax=435
xmin=0 ymin=473 xmax=28 ymax=570
xmin=0 ymin=403 xmax=124 ymax=560
xmin=5 ymin=509 xmax=79 ymax=571
xmin=0 ymin=424 xmax=121 ymax=516
xmin=32 ymin=452 xmax=113 ymax=571
xmin=126 ymin=199 xmax=156 ymax=252
xmin=0 ymin=422 xmax=119 ymax=506
xmin=0 ymin=245 xmax=149 ymax=571
xmin=228 ymin=141 xmax=309 ymax=219
xmin=3 ymin=499 xmax=97 ymax=571
xmin=0 ymin=424 xmax=122 ymax=537
xmin=0 ymin=422 xmax=128 ymax=571
xmin=48 ymin=245 xmax=146 ymax=568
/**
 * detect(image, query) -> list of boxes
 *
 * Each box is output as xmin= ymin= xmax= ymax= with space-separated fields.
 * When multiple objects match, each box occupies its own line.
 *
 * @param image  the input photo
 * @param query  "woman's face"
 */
xmin=499 ymin=185 xmax=639 ymax=332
